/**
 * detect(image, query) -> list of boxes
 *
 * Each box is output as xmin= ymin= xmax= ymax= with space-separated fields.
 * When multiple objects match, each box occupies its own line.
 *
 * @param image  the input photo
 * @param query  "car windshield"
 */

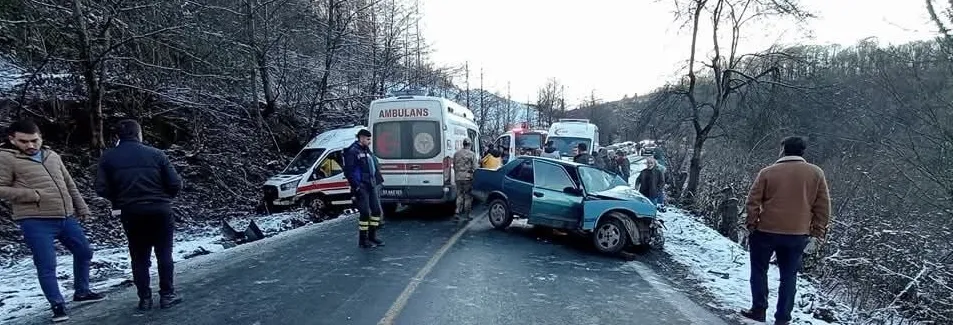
xmin=515 ymin=133 xmax=544 ymax=150
xmin=578 ymin=166 xmax=628 ymax=193
xmin=548 ymin=136 xmax=591 ymax=157
xmin=281 ymin=148 xmax=325 ymax=175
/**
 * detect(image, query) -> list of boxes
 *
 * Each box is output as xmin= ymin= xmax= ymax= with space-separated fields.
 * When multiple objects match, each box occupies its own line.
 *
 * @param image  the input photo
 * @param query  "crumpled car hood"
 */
xmin=590 ymin=186 xmax=652 ymax=205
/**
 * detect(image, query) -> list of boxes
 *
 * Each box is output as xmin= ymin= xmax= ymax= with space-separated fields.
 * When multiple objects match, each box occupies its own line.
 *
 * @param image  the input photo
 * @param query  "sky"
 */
xmin=417 ymin=0 xmax=941 ymax=106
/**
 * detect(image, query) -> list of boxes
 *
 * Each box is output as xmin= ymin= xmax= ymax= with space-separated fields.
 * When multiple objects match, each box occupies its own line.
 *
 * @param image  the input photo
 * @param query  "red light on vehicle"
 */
xmin=443 ymin=156 xmax=452 ymax=186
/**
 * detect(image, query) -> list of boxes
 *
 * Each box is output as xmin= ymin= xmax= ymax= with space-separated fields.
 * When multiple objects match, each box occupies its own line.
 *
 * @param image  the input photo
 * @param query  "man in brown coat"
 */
xmin=740 ymin=136 xmax=831 ymax=325
xmin=0 ymin=119 xmax=104 ymax=322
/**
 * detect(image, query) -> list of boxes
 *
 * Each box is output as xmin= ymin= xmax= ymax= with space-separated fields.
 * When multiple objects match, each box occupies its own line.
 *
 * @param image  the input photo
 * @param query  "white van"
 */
xmin=546 ymin=118 xmax=600 ymax=160
xmin=493 ymin=128 xmax=547 ymax=160
xmin=261 ymin=125 xmax=365 ymax=215
xmin=367 ymin=94 xmax=480 ymax=210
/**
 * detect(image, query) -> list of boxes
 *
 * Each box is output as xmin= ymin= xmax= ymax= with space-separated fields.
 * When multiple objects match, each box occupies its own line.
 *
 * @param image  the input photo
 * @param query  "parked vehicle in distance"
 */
xmin=547 ymin=118 xmax=600 ymax=161
xmin=471 ymin=156 xmax=665 ymax=255
xmin=494 ymin=127 xmax=547 ymax=159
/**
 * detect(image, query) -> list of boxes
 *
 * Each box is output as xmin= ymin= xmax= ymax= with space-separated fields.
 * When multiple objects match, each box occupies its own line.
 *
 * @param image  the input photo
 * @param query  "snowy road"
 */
xmin=12 ymin=205 xmax=731 ymax=325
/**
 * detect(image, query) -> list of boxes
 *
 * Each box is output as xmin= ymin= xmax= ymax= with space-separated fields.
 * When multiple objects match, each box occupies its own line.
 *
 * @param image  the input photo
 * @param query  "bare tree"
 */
xmin=672 ymin=0 xmax=812 ymax=202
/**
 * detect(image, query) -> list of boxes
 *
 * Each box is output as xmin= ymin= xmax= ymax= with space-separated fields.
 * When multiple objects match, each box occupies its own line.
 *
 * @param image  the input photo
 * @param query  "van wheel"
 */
xmin=303 ymin=196 xmax=330 ymax=222
xmin=593 ymin=217 xmax=629 ymax=255
xmin=488 ymin=199 xmax=513 ymax=230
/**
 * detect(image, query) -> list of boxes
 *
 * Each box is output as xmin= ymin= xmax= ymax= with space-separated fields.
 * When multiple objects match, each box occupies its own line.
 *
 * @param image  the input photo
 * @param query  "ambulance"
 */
xmin=260 ymin=125 xmax=365 ymax=215
xmin=493 ymin=127 xmax=547 ymax=159
xmin=546 ymin=118 xmax=600 ymax=160
xmin=368 ymin=93 xmax=480 ymax=211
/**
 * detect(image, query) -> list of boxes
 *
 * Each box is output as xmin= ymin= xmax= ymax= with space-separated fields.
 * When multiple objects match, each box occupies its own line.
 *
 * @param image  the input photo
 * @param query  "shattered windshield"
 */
xmin=281 ymin=148 xmax=325 ymax=175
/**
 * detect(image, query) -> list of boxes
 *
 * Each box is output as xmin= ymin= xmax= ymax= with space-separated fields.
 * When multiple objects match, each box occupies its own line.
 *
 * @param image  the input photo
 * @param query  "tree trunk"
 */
xmin=684 ymin=134 xmax=707 ymax=202
xmin=71 ymin=0 xmax=105 ymax=151
xmin=260 ymin=57 xmax=277 ymax=118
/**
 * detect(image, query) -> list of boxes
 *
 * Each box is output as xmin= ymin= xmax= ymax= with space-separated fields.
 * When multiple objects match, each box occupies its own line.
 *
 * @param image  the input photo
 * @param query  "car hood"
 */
xmin=589 ymin=186 xmax=652 ymax=204
xmin=264 ymin=174 xmax=302 ymax=186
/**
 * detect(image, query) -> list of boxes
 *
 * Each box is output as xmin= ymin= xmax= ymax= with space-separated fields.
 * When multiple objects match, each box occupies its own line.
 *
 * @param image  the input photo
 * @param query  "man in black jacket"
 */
xmin=95 ymin=120 xmax=183 ymax=311
xmin=573 ymin=143 xmax=594 ymax=165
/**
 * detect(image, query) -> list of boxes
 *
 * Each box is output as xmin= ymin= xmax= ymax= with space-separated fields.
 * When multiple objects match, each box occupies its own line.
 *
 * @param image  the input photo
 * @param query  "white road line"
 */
xmin=377 ymin=213 xmax=482 ymax=325
xmin=623 ymin=261 xmax=730 ymax=325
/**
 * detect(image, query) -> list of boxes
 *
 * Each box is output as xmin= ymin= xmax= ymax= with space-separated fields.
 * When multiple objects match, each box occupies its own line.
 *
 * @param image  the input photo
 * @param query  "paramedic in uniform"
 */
xmin=343 ymin=129 xmax=385 ymax=248
xmin=452 ymin=138 xmax=477 ymax=222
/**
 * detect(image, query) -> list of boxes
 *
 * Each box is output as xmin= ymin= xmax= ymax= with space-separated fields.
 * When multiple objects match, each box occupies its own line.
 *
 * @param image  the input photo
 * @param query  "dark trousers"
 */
xmin=355 ymin=184 xmax=383 ymax=230
xmin=748 ymin=230 xmax=810 ymax=322
xmin=120 ymin=207 xmax=175 ymax=300
xmin=18 ymin=217 xmax=93 ymax=306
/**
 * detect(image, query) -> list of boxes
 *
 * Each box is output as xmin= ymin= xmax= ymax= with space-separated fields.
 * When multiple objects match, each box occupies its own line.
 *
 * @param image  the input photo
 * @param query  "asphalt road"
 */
xmin=15 ymin=206 xmax=730 ymax=325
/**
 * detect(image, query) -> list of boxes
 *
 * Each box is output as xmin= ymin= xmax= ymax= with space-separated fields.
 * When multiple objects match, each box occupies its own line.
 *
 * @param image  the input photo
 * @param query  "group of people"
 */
xmin=1 ymin=119 xmax=183 ymax=322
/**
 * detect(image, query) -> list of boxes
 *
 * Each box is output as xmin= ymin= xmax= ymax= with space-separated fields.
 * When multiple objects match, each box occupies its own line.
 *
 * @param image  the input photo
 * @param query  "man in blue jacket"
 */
xmin=95 ymin=120 xmax=183 ymax=311
xmin=343 ymin=129 xmax=385 ymax=248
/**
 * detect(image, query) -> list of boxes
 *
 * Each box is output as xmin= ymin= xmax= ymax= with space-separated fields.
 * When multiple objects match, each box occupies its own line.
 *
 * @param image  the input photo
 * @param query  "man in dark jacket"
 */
xmin=635 ymin=157 xmax=665 ymax=206
xmin=343 ymin=129 xmax=385 ymax=248
xmin=573 ymin=143 xmax=594 ymax=165
xmin=615 ymin=150 xmax=631 ymax=181
xmin=95 ymin=120 xmax=183 ymax=311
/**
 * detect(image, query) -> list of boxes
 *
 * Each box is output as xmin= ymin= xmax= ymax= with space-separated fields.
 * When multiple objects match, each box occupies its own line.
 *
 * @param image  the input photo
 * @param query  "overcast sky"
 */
xmin=418 ymin=0 xmax=940 ymax=106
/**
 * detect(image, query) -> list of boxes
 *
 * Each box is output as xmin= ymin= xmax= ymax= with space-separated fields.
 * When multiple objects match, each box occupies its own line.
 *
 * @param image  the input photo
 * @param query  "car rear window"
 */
xmin=373 ymin=121 xmax=441 ymax=159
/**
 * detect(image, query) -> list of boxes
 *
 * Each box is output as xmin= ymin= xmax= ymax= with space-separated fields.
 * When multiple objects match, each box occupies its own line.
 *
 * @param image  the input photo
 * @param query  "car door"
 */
xmin=501 ymin=158 xmax=534 ymax=216
xmin=528 ymin=161 xmax=584 ymax=229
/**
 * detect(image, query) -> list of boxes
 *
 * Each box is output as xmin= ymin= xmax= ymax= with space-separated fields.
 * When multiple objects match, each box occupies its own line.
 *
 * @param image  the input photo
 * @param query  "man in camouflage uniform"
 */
xmin=452 ymin=138 xmax=477 ymax=222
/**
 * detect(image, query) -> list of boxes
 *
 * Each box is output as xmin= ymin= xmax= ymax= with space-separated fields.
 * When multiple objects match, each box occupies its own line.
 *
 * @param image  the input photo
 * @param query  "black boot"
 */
xmin=138 ymin=297 xmax=153 ymax=311
xmin=740 ymin=308 xmax=767 ymax=322
xmin=368 ymin=227 xmax=385 ymax=246
xmin=159 ymin=294 xmax=182 ymax=309
xmin=359 ymin=230 xmax=375 ymax=248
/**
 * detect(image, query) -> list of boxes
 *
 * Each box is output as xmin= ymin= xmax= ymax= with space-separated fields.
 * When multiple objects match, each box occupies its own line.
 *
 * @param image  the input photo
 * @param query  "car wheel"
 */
xmin=593 ymin=217 xmax=629 ymax=254
xmin=488 ymin=199 xmax=513 ymax=230
xmin=303 ymin=195 xmax=330 ymax=222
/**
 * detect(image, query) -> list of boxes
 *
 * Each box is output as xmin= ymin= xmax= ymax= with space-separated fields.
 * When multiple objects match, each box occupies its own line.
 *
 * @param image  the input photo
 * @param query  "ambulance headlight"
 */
xmin=280 ymin=181 xmax=297 ymax=191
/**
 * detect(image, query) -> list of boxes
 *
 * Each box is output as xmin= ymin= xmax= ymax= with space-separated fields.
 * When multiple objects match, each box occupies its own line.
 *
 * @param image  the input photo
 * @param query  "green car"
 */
xmin=472 ymin=156 xmax=665 ymax=255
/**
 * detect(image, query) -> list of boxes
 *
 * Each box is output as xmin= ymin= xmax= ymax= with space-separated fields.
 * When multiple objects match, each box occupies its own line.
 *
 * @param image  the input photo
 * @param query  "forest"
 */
xmin=1 ymin=0 xmax=952 ymax=323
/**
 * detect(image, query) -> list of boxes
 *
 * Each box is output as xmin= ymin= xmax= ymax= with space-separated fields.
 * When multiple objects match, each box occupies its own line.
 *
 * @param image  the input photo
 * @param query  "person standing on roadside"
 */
xmin=95 ymin=120 xmax=183 ymax=311
xmin=615 ymin=150 xmax=631 ymax=181
xmin=452 ymin=138 xmax=477 ymax=222
xmin=741 ymin=136 xmax=831 ymax=325
xmin=0 ymin=119 xmax=104 ymax=323
xmin=635 ymin=157 xmax=665 ymax=207
xmin=343 ymin=129 xmax=385 ymax=248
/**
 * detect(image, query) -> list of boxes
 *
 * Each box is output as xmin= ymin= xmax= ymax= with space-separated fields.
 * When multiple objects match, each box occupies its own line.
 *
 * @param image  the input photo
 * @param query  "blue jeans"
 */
xmin=18 ymin=217 xmax=94 ymax=306
xmin=651 ymin=195 xmax=665 ymax=206
xmin=748 ymin=230 xmax=810 ymax=322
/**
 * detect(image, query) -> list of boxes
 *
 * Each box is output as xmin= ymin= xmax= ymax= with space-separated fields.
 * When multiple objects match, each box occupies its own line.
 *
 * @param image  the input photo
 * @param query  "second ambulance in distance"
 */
xmin=546 ymin=118 xmax=600 ymax=161
xmin=367 ymin=93 xmax=480 ymax=213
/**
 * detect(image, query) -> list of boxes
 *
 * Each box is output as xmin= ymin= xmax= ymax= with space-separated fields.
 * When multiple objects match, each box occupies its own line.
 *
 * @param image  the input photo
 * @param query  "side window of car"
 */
xmin=310 ymin=151 xmax=344 ymax=181
xmin=534 ymin=161 xmax=575 ymax=191
xmin=506 ymin=159 xmax=534 ymax=184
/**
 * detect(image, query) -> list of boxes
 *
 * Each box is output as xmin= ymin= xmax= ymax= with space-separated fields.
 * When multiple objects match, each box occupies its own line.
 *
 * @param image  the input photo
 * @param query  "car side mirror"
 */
xmin=563 ymin=187 xmax=582 ymax=196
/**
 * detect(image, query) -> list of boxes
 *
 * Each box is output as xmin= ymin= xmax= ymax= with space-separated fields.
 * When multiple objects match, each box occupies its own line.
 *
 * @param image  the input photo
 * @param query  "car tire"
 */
xmin=593 ymin=217 xmax=629 ymax=255
xmin=302 ymin=195 xmax=330 ymax=222
xmin=487 ymin=199 xmax=513 ymax=230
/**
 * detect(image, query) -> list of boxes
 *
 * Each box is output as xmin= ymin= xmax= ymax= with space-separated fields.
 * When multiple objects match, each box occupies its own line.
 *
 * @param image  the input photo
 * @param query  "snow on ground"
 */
xmin=650 ymin=208 xmax=840 ymax=324
xmin=0 ymin=211 xmax=321 ymax=322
